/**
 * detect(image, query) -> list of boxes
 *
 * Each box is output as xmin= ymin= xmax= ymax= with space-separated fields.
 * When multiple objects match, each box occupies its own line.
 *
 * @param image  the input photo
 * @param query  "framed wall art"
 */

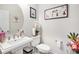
xmin=30 ymin=7 xmax=36 ymax=19
xmin=44 ymin=4 xmax=68 ymax=20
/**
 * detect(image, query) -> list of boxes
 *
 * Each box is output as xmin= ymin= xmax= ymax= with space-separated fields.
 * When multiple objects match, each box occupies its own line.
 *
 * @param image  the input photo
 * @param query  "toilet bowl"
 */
xmin=32 ymin=35 xmax=51 ymax=54
xmin=36 ymin=44 xmax=51 ymax=53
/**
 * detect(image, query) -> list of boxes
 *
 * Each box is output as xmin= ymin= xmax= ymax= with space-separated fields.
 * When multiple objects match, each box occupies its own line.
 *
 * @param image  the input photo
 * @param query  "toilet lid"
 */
xmin=36 ymin=44 xmax=50 ymax=51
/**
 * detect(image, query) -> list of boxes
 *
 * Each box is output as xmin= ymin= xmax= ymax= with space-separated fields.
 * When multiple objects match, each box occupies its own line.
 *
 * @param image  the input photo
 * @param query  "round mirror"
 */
xmin=0 ymin=4 xmax=24 ymax=34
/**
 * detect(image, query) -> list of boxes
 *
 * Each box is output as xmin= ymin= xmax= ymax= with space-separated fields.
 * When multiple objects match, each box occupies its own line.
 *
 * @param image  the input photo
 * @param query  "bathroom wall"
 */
xmin=19 ymin=4 xmax=39 ymax=37
xmin=0 ymin=4 xmax=24 ymax=34
xmin=38 ymin=4 xmax=79 ymax=53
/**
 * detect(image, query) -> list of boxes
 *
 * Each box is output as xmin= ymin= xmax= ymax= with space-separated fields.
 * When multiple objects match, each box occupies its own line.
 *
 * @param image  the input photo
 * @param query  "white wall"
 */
xmin=19 ymin=4 xmax=39 ymax=37
xmin=38 ymin=4 xmax=79 ymax=53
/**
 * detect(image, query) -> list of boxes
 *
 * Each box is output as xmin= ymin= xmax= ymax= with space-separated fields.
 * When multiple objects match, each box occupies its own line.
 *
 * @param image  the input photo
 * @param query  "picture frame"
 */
xmin=44 ymin=4 xmax=68 ymax=20
xmin=30 ymin=7 xmax=36 ymax=19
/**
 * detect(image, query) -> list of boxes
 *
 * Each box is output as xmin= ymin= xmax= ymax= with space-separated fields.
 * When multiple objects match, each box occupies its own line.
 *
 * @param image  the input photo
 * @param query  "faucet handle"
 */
xmin=20 ymin=30 xmax=25 ymax=37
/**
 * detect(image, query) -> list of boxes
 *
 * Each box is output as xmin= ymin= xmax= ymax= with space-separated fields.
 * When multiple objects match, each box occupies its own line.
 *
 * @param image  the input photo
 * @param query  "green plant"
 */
xmin=67 ymin=32 xmax=79 ymax=41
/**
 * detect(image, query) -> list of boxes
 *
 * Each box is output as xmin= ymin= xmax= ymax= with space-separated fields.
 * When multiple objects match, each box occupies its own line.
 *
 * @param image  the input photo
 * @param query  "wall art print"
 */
xmin=30 ymin=7 xmax=36 ymax=19
xmin=44 ymin=4 xmax=68 ymax=20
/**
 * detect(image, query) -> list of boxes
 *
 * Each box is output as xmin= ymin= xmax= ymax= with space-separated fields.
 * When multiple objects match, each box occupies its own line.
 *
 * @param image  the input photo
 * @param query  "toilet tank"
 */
xmin=31 ymin=35 xmax=40 ymax=47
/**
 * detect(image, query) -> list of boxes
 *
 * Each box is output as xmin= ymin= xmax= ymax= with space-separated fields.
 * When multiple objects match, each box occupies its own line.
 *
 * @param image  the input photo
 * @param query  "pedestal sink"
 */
xmin=0 ymin=36 xmax=33 ymax=54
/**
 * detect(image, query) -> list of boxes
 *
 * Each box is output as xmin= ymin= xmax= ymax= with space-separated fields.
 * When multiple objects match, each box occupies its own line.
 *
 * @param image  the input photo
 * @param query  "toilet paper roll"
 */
xmin=57 ymin=41 xmax=61 ymax=48
xmin=32 ymin=28 xmax=36 ymax=36
xmin=56 ymin=40 xmax=63 ymax=49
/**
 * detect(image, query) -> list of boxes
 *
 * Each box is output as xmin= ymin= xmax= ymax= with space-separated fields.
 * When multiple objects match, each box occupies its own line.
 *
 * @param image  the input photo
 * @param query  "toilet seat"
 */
xmin=36 ymin=44 xmax=50 ymax=53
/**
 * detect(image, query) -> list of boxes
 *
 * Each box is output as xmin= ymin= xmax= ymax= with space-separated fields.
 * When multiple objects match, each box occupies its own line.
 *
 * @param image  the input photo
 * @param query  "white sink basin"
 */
xmin=0 ymin=36 xmax=33 ymax=53
xmin=8 ymin=37 xmax=22 ymax=44
xmin=8 ymin=37 xmax=33 ymax=46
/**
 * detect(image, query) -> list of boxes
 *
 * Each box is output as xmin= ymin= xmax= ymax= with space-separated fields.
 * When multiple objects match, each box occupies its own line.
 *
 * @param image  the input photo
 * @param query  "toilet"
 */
xmin=32 ymin=35 xmax=51 ymax=54
xmin=32 ymin=21 xmax=51 ymax=54
xmin=36 ymin=44 xmax=51 ymax=54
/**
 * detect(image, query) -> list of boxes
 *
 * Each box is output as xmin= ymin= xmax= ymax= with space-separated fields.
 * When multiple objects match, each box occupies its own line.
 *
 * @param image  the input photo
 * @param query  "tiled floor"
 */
xmin=23 ymin=47 xmax=53 ymax=54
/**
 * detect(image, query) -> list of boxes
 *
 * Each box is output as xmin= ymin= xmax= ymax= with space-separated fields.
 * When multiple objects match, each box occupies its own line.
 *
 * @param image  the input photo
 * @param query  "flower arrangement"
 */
xmin=67 ymin=32 xmax=79 ymax=53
